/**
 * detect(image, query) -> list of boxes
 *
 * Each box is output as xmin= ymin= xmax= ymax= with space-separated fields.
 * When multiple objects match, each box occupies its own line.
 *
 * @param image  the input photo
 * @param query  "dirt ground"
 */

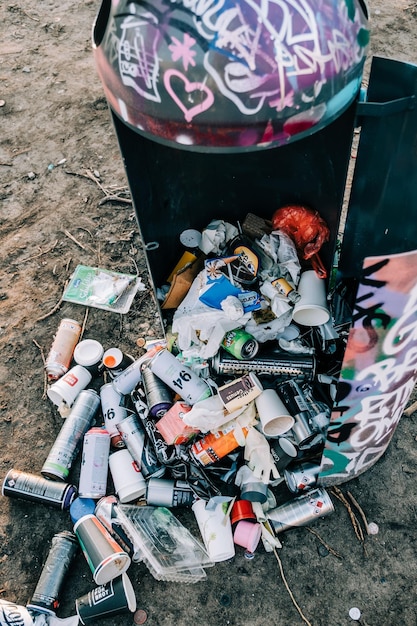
xmin=1 ymin=1 xmax=417 ymax=625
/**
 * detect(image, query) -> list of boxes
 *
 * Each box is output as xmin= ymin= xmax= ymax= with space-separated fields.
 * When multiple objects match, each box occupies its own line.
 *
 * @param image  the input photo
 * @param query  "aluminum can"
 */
xmin=267 ymin=488 xmax=334 ymax=533
xmin=100 ymin=382 xmax=128 ymax=448
xmin=149 ymin=349 xmax=212 ymax=405
xmin=284 ymin=461 xmax=320 ymax=493
xmin=191 ymin=426 xmax=249 ymax=466
xmin=210 ymin=349 xmax=316 ymax=380
xmin=112 ymin=358 xmax=144 ymax=396
xmin=146 ymin=478 xmax=196 ymax=508
xmin=141 ymin=363 xmax=173 ymax=417
xmin=78 ymin=428 xmax=111 ymax=499
xmin=102 ymin=347 xmax=134 ymax=379
xmin=2 ymin=469 xmax=76 ymax=510
xmin=41 ymin=389 xmax=100 ymax=481
xmin=221 ymin=328 xmax=259 ymax=360
xmin=26 ymin=530 xmax=79 ymax=615
xmin=94 ymin=495 xmax=140 ymax=561
xmin=116 ymin=413 xmax=146 ymax=467
xmin=276 ymin=380 xmax=316 ymax=446
xmin=45 ymin=318 xmax=82 ymax=381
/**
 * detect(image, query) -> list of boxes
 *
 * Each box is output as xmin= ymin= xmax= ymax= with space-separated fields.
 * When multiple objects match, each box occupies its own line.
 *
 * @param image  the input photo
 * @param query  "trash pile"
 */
xmin=1 ymin=206 xmax=354 ymax=624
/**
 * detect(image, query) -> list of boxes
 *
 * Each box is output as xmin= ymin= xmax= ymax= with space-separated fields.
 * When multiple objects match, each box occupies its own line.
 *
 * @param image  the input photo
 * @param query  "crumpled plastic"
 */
xmin=172 ymin=270 xmax=250 ymax=359
xmin=199 ymin=220 xmax=239 ymax=255
xmin=182 ymin=395 xmax=257 ymax=433
xmin=256 ymin=229 xmax=301 ymax=285
xmin=0 ymin=601 xmax=79 ymax=626
xmin=271 ymin=205 xmax=330 ymax=260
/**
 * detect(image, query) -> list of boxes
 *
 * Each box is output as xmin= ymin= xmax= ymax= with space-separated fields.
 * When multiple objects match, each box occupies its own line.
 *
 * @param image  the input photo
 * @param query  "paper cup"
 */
xmin=292 ymin=270 xmax=330 ymax=326
xmin=233 ymin=520 xmax=262 ymax=553
xmin=47 ymin=365 xmax=92 ymax=407
xmin=270 ymin=437 xmax=299 ymax=474
xmin=76 ymin=574 xmax=136 ymax=625
xmin=109 ymin=449 xmax=146 ymax=503
xmin=192 ymin=499 xmax=235 ymax=562
xmin=73 ymin=514 xmax=131 ymax=585
xmin=255 ymin=389 xmax=295 ymax=437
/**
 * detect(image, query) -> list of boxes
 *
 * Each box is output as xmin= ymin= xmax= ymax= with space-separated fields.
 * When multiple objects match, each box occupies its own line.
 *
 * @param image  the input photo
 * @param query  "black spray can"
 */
xmin=26 ymin=530 xmax=79 ymax=615
xmin=210 ymin=350 xmax=315 ymax=381
xmin=2 ymin=469 xmax=77 ymax=510
xmin=131 ymin=391 xmax=177 ymax=468
xmin=276 ymin=380 xmax=317 ymax=447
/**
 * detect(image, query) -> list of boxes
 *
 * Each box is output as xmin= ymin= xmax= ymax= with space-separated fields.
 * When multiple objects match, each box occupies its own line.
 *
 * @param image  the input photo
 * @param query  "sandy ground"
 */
xmin=1 ymin=1 xmax=417 ymax=625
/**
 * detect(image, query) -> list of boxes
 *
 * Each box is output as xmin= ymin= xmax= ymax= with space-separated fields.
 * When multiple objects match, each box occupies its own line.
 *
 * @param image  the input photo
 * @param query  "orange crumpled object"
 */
xmin=271 ymin=204 xmax=330 ymax=260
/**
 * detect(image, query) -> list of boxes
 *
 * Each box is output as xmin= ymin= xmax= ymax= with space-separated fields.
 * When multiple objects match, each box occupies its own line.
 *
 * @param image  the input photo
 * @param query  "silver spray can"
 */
xmin=78 ymin=428 xmax=111 ymax=499
xmin=116 ymin=413 xmax=146 ymax=468
xmin=26 ymin=530 xmax=79 ymax=615
xmin=149 ymin=349 xmax=211 ymax=405
xmin=267 ymin=488 xmax=334 ymax=533
xmin=41 ymin=389 xmax=100 ymax=481
xmin=283 ymin=462 xmax=320 ymax=493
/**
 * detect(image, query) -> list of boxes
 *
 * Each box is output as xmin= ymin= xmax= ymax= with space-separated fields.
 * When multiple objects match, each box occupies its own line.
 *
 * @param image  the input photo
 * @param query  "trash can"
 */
xmin=92 ymin=0 xmax=417 ymax=486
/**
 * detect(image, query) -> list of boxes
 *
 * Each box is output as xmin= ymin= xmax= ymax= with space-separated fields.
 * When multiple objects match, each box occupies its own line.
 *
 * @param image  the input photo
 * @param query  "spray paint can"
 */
xmin=45 ymin=318 xmax=82 ymax=381
xmin=267 ymin=488 xmax=334 ymax=533
xmin=116 ymin=414 xmax=146 ymax=468
xmin=74 ymin=514 xmax=131 ymax=585
xmin=141 ymin=363 xmax=173 ymax=417
xmin=78 ymin=428 xmax=111 ymax=499
xmin=221 ymin=329 xmax=259 ymax=360
xmin=102 ymin=348 xmax=134 ymax=379
xmin=191 ymin=426 xmax=249 ymax=466
xmin=100 ymin=383 xmax=128 ymax=448
xmin=210 ymin=350 xmax=316 ymax=381
xmin=41 ymin=389 xmax=101 ymax=481
xmin=112 ymin=359 xmax=144 ymax=396
xmin=276 ymin=380 xmax=319 ymax=447
xmin=146 ymin=478 xmax=196 ymax=507
xmin=149 ymin=349 xmax=212 ymax=405
xmin=26 ymin=530 xmax=79 ymax=615
xmin=284 ymin=462 xmax=320 ymax=493
xmin=94 ymin=495 xmax=140 ymax=562
xmin=73 ymin=339 xmax=104 ymax=376
xmin=2 ymin=469 xmax=76 ymax=510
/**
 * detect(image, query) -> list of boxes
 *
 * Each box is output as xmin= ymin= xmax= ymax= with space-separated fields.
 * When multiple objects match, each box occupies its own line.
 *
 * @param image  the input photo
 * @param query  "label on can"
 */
xmin=2 ymin=469 xmax=76 ymax=509
xmin=100 ymin=383 xmax=128 ymax=448
xmin=217 ymin=373 xmax=263 ymax=412
xmin=191 ymin=426 xmax=248 ymax=466
xmin=221 ymin=329 xmax=259 ymax=360
xmin=78 ymin=428 xmax=111 ymax=498
xmin=150 ymin=349 xmax=212 ymax=405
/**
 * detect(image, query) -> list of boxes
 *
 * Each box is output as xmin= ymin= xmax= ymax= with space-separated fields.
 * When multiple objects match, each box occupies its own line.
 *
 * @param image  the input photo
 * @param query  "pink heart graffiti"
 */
xmin=164 ymin=69 xmax=214 ymax=122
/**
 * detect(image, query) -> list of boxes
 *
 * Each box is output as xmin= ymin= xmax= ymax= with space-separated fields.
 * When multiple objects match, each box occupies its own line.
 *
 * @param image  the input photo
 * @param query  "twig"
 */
xmin=33 ymin=339 xmax=48 ymax=399
xmin=331 ymin=487 xmax=365 ymax=544
xmin=35 ymin=282 xmax=68 ymax=322
xmin=403 ymin=399 xmax=417 ymax=417
xmin=98 ymin=195 xmax=132 ymax=206
xmin=80 ymin=308 xmax=89 ymax=339
xmin=64 ymin=230 xmax=88 ymax=251
xmin=305 ymin=527 xmax=343 ymax=559
xmin=347 ymin=491 xmax=371 ymax=535
xmin=273 ymin=548 xmax=313 ymax=626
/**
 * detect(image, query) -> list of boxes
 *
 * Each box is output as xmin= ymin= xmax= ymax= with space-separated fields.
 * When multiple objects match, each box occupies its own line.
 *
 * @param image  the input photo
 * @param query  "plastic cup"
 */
xmin=192 ymin=499 xmax=235 ymax=562
xmin=47 ymin=364 xmax=92 ymax=407
xmin=292 ymin=270 xmax=330 ymax=326
xmin=76 ymin=574 xmax=136 ymax=624
xmin=255 ymin=389 xmax=295 ymax=437
xmin=233 ymin=520 xmax=262 ymax=553
xmin=73 ymin=339 xmax=104 ymax=374
xmin=230 ymin=500 xmax=256 ymax=527
xmin=109 ymin=449 xmax=146 ymax=503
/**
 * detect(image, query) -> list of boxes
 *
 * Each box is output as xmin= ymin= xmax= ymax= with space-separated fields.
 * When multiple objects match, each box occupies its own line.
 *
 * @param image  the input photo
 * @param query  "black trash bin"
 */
xmin=92 ymin=0 xmax=417 ymax=486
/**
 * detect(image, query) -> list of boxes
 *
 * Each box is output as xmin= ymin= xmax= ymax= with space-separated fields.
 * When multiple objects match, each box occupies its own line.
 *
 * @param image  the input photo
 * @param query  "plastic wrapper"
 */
xmin=271 ymin=205 xmax=330 ymax=260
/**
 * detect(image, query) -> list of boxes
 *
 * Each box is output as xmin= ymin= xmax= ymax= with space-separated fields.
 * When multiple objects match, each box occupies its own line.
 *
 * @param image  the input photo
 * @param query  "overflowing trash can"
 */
xmin=91 ymin=0 xmax=417 ymax=489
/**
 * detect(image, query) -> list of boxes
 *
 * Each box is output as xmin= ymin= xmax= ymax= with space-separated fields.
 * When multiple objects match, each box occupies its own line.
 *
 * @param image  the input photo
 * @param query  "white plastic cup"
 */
xmin=255 ymin=389 xmax=295 ymax=437
xmin=73 ymin=339 xmax=104 ymax=374
xmin=192 ymin=499 xmax=235 ymax=562
xmin=292 ymin=270 xmax=330 ymax=326
xmin=47 ymin=365 xmax=92 ymax=408
xmin=109 ymin=449 xmax=146 ymax=503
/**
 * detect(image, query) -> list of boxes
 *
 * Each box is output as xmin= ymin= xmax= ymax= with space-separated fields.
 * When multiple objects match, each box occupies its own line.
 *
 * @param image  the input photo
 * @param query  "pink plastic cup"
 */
xmin=233 ymin=520 xmax=262 ymax=554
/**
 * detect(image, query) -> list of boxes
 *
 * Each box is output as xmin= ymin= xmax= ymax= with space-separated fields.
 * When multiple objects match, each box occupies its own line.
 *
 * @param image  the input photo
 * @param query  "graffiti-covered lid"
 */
xmin=93 ymin=0 xmax=369 ymax=151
